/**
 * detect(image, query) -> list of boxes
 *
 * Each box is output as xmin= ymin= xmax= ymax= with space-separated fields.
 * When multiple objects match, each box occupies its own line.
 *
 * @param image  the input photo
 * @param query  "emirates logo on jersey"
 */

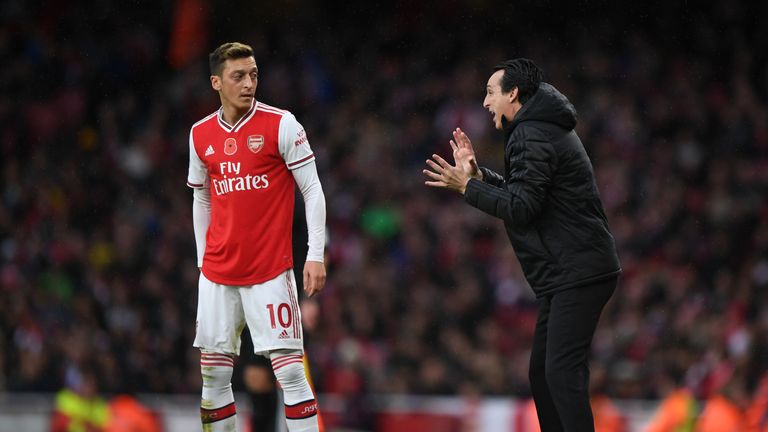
xmin=247 ymin=135 xmax=264 ymax=154
xmin=224 ymin=138 xmax=237 ymax=156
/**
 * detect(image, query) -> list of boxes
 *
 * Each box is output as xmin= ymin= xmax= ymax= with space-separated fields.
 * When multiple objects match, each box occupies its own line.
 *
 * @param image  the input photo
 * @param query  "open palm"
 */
xmin=450 ymin=128 xmax=482 ymax=180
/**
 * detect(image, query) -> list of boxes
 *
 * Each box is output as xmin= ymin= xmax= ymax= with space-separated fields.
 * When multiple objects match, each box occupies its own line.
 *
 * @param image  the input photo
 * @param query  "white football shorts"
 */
xmin=193 ymin=269 xmax=304 ymax=356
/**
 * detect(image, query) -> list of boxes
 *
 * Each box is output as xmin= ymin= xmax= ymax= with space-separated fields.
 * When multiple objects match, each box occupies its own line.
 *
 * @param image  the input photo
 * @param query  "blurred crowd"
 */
xmin=2 ymin=0 xmax=768 ymax=424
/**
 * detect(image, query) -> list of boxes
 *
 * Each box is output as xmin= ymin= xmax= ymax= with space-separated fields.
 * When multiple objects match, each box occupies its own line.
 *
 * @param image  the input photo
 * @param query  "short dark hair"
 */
xmin=493 ymin=58 xmax=543 ymax=104
xmin=209 ymin=42 xmax=254 ymax=76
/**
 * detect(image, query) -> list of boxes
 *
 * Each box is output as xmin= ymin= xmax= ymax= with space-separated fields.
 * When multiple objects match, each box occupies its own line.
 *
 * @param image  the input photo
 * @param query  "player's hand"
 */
xmin=423 ymin=153 xmax=471 ymax=194
xmin=303 ymin=260 xmax=326 ymax=298
xmin=450 ymin=128 xmax=482 ymax=180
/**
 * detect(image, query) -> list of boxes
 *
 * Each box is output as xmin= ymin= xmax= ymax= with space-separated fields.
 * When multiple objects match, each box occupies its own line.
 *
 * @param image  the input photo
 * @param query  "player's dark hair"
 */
xmin=209 ymin=42 xmax=255 ymax=76
xmin=493 ymin=58 xmax=543 ymax=104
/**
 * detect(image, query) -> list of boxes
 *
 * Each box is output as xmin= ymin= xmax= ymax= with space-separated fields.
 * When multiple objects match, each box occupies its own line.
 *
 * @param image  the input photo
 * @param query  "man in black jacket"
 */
xmin=424 ymin=58 xmax=620 ymax=432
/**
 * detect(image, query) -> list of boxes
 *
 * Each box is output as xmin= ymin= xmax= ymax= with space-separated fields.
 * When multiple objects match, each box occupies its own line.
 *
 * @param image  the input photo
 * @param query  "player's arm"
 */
xmin=192 ymin=188 xmax=211 ymax=268
xmin=280 ymin=113 xmax=327 ymax=297
xmin=478 ymin=167 xmax=505 ymax=187
xmin=293 ymin=163 xmax=326 ymax=297
xmin=186 ymin=128 xmax=210 ymax=268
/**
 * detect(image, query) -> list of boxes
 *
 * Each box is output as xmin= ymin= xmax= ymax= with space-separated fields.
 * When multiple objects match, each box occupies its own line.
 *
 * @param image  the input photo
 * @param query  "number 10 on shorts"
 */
xmin=266 ymin=303 xmax=293 ymax=329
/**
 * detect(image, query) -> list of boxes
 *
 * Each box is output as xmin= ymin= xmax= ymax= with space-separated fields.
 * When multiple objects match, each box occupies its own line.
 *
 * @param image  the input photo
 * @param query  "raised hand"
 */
xmin=423 ymin=152 xmax=471 ymax=194
xmin=450 ymin=128 xmax=482 ymax=180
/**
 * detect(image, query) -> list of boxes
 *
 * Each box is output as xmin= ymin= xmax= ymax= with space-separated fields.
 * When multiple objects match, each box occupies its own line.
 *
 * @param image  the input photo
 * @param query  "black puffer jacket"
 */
xmin=465 ymin=83 xmax=620 ymax=297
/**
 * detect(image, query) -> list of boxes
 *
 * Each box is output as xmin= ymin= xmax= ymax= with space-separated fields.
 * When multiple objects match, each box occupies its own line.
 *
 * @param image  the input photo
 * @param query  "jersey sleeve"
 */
xmin=278 ymin=113 xmax=315 ymax=170
xmin=187 ymin=128 xmax=209 ymax=188
xmin=292 ymin=162 xmax=326 ymax=262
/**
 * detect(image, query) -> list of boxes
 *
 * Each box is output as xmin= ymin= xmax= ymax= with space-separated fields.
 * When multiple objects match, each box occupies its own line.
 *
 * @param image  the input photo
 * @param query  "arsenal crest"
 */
xmin=248 ymin=135 xmax=265 ymax=154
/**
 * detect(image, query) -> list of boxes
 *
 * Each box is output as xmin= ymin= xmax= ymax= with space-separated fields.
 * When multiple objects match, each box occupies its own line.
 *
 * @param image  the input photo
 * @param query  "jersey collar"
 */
xmin=217 ymin=99 xmax=257 ymax=133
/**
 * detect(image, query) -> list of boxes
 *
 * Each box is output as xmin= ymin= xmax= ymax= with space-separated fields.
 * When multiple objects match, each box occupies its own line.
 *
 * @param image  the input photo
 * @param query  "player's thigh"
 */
xmin=194 ymin=272 xmax=246 ymax=355
xmin=546 ymin=278 xmax=616 ymax=369
xmin=239 ymin=270 xmax=303 ymax=354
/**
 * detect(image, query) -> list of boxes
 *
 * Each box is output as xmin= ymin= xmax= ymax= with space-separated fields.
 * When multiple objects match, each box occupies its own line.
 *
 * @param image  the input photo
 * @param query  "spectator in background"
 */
xmin=745 ymin=375 xmax=768 ymax=432
xmin=590 ymin=366 xmax=626 ymax=432
xmin=694 ymin=371 xmax=747 ymax=432
xmin=642 ymin=367 xmax=698 ymax=432
xmin=50 ymin=369 xmax=109 ymax=432
xmin=105 ymin=394 xmax=162 ymax=432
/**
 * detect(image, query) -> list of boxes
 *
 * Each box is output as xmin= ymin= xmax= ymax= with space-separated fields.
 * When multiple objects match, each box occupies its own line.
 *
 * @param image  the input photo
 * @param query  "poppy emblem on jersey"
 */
xmin=247 ymin=135 xmax=264 ymax=154
xmin=223 ymin=138 xmax=237 ymax=156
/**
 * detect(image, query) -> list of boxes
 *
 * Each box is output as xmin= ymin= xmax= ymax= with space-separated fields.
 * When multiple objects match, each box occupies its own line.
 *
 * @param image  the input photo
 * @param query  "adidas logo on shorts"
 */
xmin=278 ymin=329 xmax=290 ymax=339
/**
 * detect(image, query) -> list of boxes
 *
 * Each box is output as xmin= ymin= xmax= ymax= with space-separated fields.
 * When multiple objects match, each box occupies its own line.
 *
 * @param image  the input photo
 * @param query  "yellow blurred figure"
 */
xmin=50 ymin=372 xmax=109 ymax=432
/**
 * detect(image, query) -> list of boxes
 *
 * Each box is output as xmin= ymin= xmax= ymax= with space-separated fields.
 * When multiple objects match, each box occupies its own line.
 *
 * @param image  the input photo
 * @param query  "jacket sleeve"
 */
xmin=464 ymin=125 xmax=555 ymax=226
xmin=479 ymin=167 xmax=505 ymax=187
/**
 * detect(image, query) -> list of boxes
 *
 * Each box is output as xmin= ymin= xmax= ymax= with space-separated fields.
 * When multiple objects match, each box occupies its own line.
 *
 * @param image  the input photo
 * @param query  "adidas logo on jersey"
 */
xmin=205 ymin=145 xmax=215 ymax=156
xmin=278 ymin=329 xmax=290 ymax=339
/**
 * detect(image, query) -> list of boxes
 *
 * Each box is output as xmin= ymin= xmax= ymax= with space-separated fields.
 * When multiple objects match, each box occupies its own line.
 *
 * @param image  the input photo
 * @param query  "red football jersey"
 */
xmin=187 ymin=100 xmax=315 ymax=285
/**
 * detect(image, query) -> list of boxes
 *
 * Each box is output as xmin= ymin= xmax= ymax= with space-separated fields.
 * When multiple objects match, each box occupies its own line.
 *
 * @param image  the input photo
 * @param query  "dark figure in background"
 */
xmin=424 ymin=58 xmax=621 ymax=432
xmin=240 ymin=328 xmax=278 ymax=432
